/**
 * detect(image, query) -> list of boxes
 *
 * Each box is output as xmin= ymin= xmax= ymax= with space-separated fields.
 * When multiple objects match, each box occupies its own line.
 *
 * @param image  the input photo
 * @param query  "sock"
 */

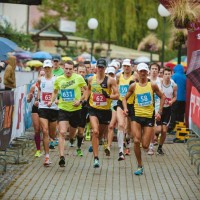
xmin=94 ymin=156 xmax=99 ymax=160
xmin=34 ymin=135 xmax=40 ymax=150
xmin=77 ymin=136 xmax=83 ymax=149
xmin=149 ymin=143 xmax=154 ymax=149
xmin=117 ymin=130 xmax=124 ymax=153
xmin=126 ymin=137 xmax=131 ymax=149
xmin=158 ymin=144 xmax=162 ymax=149
xmin=45 ymin=154 xmax=49 ymax=158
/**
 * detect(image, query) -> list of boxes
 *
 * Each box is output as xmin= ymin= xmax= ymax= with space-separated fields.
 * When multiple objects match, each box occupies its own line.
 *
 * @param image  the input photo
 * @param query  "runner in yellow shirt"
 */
xmin=123 ymin=63 xmax=165 ymax=175
xmin=48 ymin=60 xmax=87 ymax=167
xmin=87 ymin=58 xmax=119 ymax=168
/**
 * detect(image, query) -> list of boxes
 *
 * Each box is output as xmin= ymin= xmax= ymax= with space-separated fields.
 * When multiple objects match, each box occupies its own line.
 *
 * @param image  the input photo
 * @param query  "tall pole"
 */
xmin=178 ymin=43 xmax=182 ymax=64
xmin=90 ymin=29 xmax=94 ymax=62
xmin=161 ymin=17 xmax=166 ymax=68
xmin=26 ymin=5 xmax=30 ymax=34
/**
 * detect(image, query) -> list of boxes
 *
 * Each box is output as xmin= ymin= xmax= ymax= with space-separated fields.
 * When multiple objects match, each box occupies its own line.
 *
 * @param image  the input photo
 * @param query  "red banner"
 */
xmin=189 ymin=87 xmax=200 ymax=134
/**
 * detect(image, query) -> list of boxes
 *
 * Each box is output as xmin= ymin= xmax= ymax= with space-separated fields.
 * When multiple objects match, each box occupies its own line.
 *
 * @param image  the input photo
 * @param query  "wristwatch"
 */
xmin=158 ymin=111 xmax=162 ymax=115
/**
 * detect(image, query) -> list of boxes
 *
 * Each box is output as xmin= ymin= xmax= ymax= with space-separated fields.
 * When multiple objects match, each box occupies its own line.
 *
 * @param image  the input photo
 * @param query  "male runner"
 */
xmin=116 ymin=59 xmax=136 ymax=160
xmin=87 ymin=58 xmax=119 ymax=168
xmin=157 ymin=67 xmax=177 ymax=155
xmin=48 ymin=60 xmax=87 ymax=167
xmin=123 ymin=63 xmax=165 ymax=175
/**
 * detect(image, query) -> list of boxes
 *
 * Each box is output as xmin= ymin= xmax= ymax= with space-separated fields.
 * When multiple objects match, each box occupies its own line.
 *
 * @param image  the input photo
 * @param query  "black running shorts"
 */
xmin=58 ymin=109 xmax=81 ymax=128
xmin=88 ymin=106 xmax=112 ymax=125
xmin=32 ymin=104 xmax=38 ymax=114
xmin=38 ymin=108 xmax=58 ymax=122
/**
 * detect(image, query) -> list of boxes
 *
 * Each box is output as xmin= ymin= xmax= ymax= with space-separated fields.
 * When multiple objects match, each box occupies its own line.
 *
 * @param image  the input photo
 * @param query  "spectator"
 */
xmin=3 ymin=55 xmax=16 ymax=90
xmin=169 ymin=64 xmax=186 ymax=131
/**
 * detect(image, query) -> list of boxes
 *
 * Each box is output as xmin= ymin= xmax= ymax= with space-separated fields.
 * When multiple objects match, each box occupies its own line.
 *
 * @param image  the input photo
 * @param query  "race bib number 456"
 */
xmin=42 ymin=92 xmax=52 ymax=104
xmin=61 ymin=89 xmax=75 ymax=102
xmin=93 ymin=93 xmax=107 ymax=106
xmin=137 ymin=92 xmax=152 ymax=106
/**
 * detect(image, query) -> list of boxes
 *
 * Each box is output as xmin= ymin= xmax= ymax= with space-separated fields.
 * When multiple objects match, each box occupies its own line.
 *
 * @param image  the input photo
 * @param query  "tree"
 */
xmin=34 ymin=0 xmax=171 ymax=54
xmin=0 ymin=22 xmax=34 ymax=50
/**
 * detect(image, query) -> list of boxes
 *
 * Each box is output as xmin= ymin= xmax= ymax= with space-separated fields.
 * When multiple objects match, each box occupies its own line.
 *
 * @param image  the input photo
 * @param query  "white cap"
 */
xmin=137 ymin=62 xmax=149 ymax=72
xmin=109 ymin=61 xmax=120 ymax=69
xmin=43 ymin=59 xmax=53 ymax=68
xmin=107 ymin=67 xmax=115 ymax=74
xmin=122 ymin=59 xmax=131 ymax=66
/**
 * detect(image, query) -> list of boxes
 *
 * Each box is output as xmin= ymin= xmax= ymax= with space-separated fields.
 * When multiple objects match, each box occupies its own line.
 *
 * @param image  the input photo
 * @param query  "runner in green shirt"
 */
xmin=48 ymin=60 xmax=87 ymax=167
xmin=52 ymin=57 xmax=64 ymax=77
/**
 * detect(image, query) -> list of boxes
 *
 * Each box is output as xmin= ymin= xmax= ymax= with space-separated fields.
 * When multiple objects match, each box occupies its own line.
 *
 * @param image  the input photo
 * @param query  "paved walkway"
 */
xmin=0 ymin=134 xmax=200 ymax=200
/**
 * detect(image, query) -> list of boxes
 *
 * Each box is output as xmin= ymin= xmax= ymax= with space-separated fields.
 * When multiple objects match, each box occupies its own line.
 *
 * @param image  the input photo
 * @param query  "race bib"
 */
xmin=42 ymin=92 xmax=52 ymax=104
xmin=119 ymin=85 xmax=129 ymax=97
xmin=154 ymin=94 xmax=160 ymax=103
xmin=93 ymin=93 xmax=107 ymax=106
xmin=61 ymin=89 xmax=75 ymax=102
xmin=165 ymin=97 xmax=172 ymax=106
xmin=137 ymin=92 xmax=152 ymax=106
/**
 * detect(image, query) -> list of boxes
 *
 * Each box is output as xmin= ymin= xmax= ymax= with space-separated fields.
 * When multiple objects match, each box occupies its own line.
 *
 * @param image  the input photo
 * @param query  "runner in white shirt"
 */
xmin=148 ymin=63 xmax=163 ymax=155
xmin=38 ymin=60 xmax=58 ymax=166
xmin=156 ymin=67 xmax=177 ymax=155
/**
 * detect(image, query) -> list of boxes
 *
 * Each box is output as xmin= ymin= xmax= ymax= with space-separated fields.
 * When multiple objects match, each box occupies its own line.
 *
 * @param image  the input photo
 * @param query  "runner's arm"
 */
xmin=169 ymin=84 xmax=177 ymax=106
xmin=110 ymin=78 xmax=119 ymax=100
xmin=152 ymin=83 xmax=165 ymax=115
xmin=47 ymin=89 xmax=58 ymax=107
xmin=85 ymin=76 xmax=92 ymax=101
xmin=27 ymin=84 xmax=35 ymax=103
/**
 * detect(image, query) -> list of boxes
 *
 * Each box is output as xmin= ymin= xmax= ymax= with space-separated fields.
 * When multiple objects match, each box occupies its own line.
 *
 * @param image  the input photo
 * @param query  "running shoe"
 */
xmin=59 ymin=156 xmax=65 ymax=167
xmin=157 ymin=148 xmax=164 ymax=155
xmin=134 ymin=167 xmax=144 ymax=175
xmin=49 ymin=141 xmax=55 ymax=149
xmin=118 ymin=152 xmax=125 ymax=161
xmin=88 ymin=145 xmax=93 ymax=152
xmin=93 ymin=159 xmax=100 ymax=168
xmin=43 ymin=157 xmax=50 ymax=167
xmin=147 ymin=148 xmax=154 ymax=155
xmin=99 ymin=139 xmax=103 ymax=145
xmin=69 ymin=139 xmax=74 ymax=147
xmin=104 ymin=147 xmax=110 ymax=156
xmin=34 ymin=150 xmax=41 ymax=157
xmin=103 ymin=142 xmax=108 ymax=150
xmin=54 ymin=139 xmax=59 ymax=146
xmin=125 ymin=148 xmax=130 ymax=156
xmin=77 ymin=149 xmax=83 ymax=156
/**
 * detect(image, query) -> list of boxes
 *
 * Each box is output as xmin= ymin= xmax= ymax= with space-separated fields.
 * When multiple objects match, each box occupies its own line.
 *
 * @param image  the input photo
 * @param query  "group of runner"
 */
xmin=27 ymin=57 xmax=177 ymax=175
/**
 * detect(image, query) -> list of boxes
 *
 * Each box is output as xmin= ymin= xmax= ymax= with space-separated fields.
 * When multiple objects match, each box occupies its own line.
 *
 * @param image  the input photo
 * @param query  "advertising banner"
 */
xmin=0 ymin=91 xmax=14 ymax=150
xmin=189 ymin=86 xmax=200 ymax=135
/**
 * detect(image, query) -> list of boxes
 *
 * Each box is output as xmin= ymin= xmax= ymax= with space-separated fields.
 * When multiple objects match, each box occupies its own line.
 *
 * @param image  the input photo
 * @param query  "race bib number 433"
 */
xmin=93 ymin=93 xmax=107 ymax=106
xmin=61 ymin=89 xmax=75 ymax=102
xmin=137 ymin=92 xmax=152 ymax=106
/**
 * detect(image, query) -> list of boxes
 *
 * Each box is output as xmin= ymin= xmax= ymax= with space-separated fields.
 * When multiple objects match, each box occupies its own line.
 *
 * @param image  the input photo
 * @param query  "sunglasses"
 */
xmin=97 ymin=66 xmax=105 ymax=69
xmin=53 ymin=60 xmax=59 ymax=62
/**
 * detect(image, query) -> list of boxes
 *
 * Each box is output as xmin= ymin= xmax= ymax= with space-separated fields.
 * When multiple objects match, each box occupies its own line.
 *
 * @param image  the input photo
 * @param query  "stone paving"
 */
xmin=0 ymin=133 xmax=200 ymax=200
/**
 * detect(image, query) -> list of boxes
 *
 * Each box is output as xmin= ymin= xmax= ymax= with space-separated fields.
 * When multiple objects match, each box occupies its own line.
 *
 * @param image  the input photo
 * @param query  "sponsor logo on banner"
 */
xmin=189 ymin=86 xmax=200 ymax=135
xmin=0 ymin=91 xmax=14 ymax=150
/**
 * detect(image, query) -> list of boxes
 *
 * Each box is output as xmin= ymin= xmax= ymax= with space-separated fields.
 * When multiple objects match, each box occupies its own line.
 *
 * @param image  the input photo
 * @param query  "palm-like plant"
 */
xmin=168 ymin=0 xmax=200 ymax=30
xmin=138 ymin=33 xmax=162 ymax=52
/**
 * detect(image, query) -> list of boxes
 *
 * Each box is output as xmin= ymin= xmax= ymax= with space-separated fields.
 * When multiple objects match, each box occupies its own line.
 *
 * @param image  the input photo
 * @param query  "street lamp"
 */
xmin=88 ymin=18 xmax=98 ymax=62
xmin=158 ymin=4 xmax=170 ymax=68
xmin=147 ymin=18 xmax=158 ymax=61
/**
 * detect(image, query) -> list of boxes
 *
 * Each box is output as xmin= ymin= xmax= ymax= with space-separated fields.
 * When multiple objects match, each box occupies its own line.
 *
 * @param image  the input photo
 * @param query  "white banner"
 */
xmin=11 ymin=85 xmax=26 ymax=141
